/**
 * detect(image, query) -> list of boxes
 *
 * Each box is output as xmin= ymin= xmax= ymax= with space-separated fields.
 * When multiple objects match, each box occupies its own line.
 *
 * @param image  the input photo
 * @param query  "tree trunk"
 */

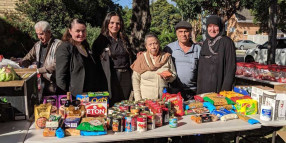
xmin=267 ymin=0 xmax=277 ymax=65
xmin=130 ymin=0 xmax=151 ymax=52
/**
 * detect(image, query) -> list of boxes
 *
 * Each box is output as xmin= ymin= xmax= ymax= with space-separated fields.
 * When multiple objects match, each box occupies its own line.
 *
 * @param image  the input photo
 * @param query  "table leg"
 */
xmin=272 ymin=131 xmax=276 ymax=143
xmin=235 ymin=132 xmax=240 ymax=143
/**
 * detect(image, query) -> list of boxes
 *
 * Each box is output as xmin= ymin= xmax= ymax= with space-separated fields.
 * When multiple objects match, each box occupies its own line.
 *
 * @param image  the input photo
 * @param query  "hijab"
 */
xmin=206 ymin=15 xmax=225 ymax=40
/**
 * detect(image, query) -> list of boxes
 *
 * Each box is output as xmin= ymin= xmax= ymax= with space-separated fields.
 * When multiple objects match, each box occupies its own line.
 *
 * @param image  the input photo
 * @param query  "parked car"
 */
xmin=235 ymin=40 xmax=258 ymax=50
xmin=244 ymin=38 xmax=286 ymax=65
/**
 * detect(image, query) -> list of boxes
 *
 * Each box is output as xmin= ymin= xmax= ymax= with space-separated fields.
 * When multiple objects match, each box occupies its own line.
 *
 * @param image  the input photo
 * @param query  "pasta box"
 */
xmin=85 ymin=102 xmax=108 ymax=117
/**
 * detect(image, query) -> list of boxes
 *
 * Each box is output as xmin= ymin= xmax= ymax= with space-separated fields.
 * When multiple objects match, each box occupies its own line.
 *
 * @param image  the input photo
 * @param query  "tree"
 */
xmin=173 ymin=0 xmax=246 ymax=23
xmin=150 ymin=0 xmax=181 ymax=48
xmin=130 ymin=0 xmax=151 ymax=51
xmin=12 ymin=0 xmax=117 ymax=39
xmin=121 ymin=6 xmax=132 ymax=35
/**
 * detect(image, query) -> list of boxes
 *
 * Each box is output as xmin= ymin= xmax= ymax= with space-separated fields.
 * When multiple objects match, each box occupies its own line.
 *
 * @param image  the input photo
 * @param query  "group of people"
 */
xmin=21 ymin=12 xmax=236 ymax=106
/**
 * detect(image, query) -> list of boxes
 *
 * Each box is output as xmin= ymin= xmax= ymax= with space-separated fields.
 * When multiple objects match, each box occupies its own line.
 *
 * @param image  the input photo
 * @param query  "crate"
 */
xmin=0 ymin=68 xmax=38 ymax=120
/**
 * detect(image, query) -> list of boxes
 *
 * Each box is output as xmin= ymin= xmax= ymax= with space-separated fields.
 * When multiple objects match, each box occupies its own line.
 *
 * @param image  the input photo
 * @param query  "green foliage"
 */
xmin=0 ymin=16 xmax=34 ymax=58
xmin=173 ymin=0 xmax=202 ymax=21
xmin=150 ymin=0 xmax=181 ymax=48
xmin=86 ymin=24 xmax=101 ymax=47
xmin=245 ymin=0 xmax=286 ymax=33
xmin=122 ymin=6 xmax=132 ymax=35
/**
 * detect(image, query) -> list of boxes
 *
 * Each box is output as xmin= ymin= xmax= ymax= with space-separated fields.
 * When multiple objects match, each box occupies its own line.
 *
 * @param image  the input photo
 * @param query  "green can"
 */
xmin=169 ymin=116 xmax=178 ymax=128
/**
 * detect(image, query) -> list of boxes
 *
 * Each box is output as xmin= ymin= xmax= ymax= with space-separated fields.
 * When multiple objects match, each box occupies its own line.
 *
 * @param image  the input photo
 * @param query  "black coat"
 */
xmin=197 ymin=36 xmax=236 ymax=94
xmin=92 ymin=34 xmax=136 ymax=99
xmin=56 ymin=42 xmax=101 ymax=97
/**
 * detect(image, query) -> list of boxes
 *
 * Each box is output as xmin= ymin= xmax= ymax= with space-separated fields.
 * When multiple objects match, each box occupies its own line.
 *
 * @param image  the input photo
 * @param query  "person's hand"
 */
xmin=158 ymin=70 xmax=172 ymax=80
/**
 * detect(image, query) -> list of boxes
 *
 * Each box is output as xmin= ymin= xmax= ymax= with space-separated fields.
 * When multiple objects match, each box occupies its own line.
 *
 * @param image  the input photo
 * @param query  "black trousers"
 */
xmin=110 ymin=69 xmax=132 ymax=106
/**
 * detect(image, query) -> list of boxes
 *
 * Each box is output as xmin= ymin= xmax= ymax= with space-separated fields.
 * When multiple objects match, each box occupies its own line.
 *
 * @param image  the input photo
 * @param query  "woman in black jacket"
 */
xmin=197 ymin=15 xmax=236 ymax=94
xmin=92 ymin=12 xmax=135 ymax=105
xmin=56 ymin=19 xmax=107 ymax=97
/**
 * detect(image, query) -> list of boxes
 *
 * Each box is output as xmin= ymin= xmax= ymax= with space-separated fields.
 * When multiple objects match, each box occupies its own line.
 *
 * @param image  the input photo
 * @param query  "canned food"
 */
xmin=155 ymin=112 xmax=163 ymax=127
xmin=117 ymin=115 xmax=124 ymax=132
xmin=147 ymin=114 xmax=155 ymax=130
xmin=169 ymin=116 xmax=178 ymax=128
xmin=107 ymin=114 xmax=114 ymax=130
xmin=125 ymin=116 xmax=132 ymax=132
xmin=131 ymin=114 xmax=137 ymax=131
xmin=130 ymin=106 xmax=140 ymax=114
xmin=119 ymin=105 xmax=129 ymax=112
xmin=137 ymin=115 xmax=147 ymax=132
xmin=108 ymin=107 xmax=115 ymax=115
xmin=140 ymin=111 xmax=149 ymax=116
xmin=112 ymin=118 xmax=120 ymax=132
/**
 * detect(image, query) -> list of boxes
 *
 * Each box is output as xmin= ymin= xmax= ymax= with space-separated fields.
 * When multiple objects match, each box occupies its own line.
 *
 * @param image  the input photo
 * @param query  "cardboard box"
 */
xmin=251 ymin=86 xmax=274 ymax=114
xmin=263 ymin=91 xmax=286 ymax=121
xmin=0 ymin=68 xmax=37 ymax=120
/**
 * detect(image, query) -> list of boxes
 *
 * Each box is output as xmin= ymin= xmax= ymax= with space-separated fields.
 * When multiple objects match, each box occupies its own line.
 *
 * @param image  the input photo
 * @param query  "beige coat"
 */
xmin=132 ymin=52 xmax=177 ymax=101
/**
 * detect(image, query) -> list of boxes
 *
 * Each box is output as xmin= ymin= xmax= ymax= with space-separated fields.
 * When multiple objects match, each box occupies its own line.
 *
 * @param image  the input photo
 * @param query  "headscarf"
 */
xmin=206 ymin=15 xmax=225 ymax=40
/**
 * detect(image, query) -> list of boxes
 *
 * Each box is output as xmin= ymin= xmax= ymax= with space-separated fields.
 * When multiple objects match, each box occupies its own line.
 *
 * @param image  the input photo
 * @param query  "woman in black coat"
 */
xmin=197 ymin=15 xmax=236 ymax=94
xmin=56 ymin=19 xmax=107 ymax=97
xmin=92 ymin=12 xmax=135 ymax=105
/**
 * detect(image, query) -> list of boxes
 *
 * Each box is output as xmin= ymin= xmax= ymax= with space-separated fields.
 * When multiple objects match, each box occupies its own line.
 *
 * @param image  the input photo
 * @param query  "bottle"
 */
xmin=64 ymin=92 xmax=72 ymax=107
xmin=64 ymin=92 xmax=72 ymax=118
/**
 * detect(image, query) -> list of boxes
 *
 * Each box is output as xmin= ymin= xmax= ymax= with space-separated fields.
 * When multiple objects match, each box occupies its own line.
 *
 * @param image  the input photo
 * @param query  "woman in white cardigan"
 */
xmin=131 ymin=33 xmax=177 ymax=101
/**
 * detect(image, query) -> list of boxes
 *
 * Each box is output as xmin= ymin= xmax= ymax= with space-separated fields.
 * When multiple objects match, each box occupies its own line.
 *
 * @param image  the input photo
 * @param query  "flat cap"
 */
xmin=175 ymin=21 xmax=192 ymax=30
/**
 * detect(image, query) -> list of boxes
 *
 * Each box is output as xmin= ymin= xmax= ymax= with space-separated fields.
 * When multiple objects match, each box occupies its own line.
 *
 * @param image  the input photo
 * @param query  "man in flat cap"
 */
xmin=164 ymin=21 xmax=201 ymax=100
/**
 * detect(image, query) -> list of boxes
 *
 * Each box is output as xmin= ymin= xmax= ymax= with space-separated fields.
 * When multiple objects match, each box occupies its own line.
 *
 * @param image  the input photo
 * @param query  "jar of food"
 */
xmin=243 ymin=63 xmax=255 ymax=77
xmin=278 ymin=67 xmax=286 ymax=83
xmin=236 ymin=62 xmax=245 ymax=75
xmin=269 ymin=64 xmax=280 ymax=81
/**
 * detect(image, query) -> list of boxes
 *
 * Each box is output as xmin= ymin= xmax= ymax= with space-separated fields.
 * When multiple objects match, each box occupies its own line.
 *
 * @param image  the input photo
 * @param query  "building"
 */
xmin=226 ymin=9 xmax=268 ymax=44
xmin=0 ymin=0 xmax=19 ymax=16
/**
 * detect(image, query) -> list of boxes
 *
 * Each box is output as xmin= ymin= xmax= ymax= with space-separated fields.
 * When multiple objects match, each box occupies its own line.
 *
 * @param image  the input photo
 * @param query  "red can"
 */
xmin=137 ymin=115 xmax=147 ymax=132
xmin=131 ymin=114 xmax=137 ymax=131
xmin=119 ymin=105 xmax=129 ymax=112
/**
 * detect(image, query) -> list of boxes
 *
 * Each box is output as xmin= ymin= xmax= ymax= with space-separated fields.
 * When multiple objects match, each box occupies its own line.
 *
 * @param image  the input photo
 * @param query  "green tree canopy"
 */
xmin=150 ymin=0 xmax=181 ymax=48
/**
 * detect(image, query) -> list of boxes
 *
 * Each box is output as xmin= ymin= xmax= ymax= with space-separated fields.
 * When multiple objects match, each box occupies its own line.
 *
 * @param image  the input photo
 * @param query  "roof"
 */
xmin=235 ymin=9 xmax=255 ymax=23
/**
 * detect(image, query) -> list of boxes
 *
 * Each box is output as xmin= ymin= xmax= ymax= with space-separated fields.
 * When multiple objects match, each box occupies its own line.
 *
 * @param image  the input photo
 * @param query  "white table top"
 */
xmin=249 ymin=114 xmax=286 ymax=127
xmin=24 ymin=115 xmax=261 ymax=143
xmin=0 ymin=120 xmax=32 ymax=143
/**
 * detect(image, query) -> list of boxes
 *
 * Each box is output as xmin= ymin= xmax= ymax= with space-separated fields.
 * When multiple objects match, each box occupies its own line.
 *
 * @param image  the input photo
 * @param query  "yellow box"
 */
xmin=235 ymin=99 xmax=257 ymax=115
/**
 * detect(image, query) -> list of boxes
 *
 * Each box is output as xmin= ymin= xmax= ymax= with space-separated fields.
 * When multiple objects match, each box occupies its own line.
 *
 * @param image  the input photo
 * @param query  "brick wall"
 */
xmin=0 ymin=0 xmax=19 ymax=15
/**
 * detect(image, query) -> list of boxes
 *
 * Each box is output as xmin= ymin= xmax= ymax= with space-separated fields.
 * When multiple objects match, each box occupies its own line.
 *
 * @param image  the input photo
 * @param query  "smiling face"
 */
xmin=68 ymin=23 xmax=86 ymax=44
xmin=176 ymin=28 xmax=191 ymax=44
xmin=108 ymin=16 xmax=121 ymax=37
xmin=145 ymin=37 xmax=160 ymax=56
xmin=35 ymin=28 xmax=51 ymax=45
xmin=207 ymin=24 xmax=220 ymax=38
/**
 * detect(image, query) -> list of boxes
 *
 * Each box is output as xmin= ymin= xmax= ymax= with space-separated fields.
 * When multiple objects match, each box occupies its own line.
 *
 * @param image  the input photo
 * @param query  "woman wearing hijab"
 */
xmin=197 ymin=15 xmax=236 ymax=94
xmin=131 ymin=33 xmax=177 ymax=101
xmin=92 ymin=12 xmax=135 ymax=105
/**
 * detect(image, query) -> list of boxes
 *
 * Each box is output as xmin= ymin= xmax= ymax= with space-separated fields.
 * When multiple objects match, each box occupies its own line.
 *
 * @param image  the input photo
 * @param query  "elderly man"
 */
xmin=131 ymin=33 xmax=176 ymax=101
xmin=164 ymin=21 xmax=201 ymax=100
xmin=21 ymin=21 xmax=61 ymax=95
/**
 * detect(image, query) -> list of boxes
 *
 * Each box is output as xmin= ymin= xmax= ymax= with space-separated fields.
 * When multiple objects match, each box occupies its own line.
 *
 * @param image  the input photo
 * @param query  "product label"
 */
xmin=262 ymin=109 xmax=271 ymax=117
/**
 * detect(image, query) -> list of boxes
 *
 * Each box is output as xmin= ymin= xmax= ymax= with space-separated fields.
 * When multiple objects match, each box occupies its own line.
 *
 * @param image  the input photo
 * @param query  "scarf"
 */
xmin=130 ymin=51 xmax=171 ymax=74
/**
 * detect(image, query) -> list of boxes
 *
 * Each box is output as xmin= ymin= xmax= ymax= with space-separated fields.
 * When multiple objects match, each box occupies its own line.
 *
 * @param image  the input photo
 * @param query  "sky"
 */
xmin=113 ymin=0 xmax=176 ymax=9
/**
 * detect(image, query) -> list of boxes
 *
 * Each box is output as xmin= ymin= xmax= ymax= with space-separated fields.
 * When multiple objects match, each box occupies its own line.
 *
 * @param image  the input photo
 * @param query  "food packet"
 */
xmin=35 ymin=103 xmax=52 ymax=129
